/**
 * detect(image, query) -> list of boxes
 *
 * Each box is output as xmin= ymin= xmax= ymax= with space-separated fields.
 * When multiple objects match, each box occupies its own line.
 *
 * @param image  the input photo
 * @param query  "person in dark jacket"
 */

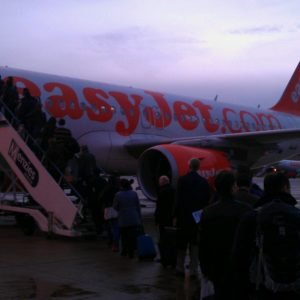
xmin=155 ymin=175 xmax=175 ymax=238
xmin=102 ymin=175 xmax=121 ymax=251
xmin=254 ymin=171 xmax=297 ymax=208
xmin=39 ymin=116 xmax=57 ymax=151
xmin=53 ymin=118 xmax=72 ymax=144
xmin=174 ymin=158 xmax=211 ymax=278
xmin=232 ymin=172 xmax=299 ymax=300
xmin=199 ymin=170 xmax=252 ymax=300
xmin=234 ymin=171 xmax=259 ymax=207
xmin=16 ymin=88 xmax=37 ymax=132
xmin=78 ymin=145 xmax=97 ymax=182
xmin=113 ymin=178 xmax=142 ymax=258
xmin=1 ymin=76 xmax=18 ymax=122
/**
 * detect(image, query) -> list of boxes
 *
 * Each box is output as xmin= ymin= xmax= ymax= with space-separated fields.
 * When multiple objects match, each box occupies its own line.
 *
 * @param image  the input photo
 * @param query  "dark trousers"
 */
xmin=120 ymin=226 xmax=137 ymax=258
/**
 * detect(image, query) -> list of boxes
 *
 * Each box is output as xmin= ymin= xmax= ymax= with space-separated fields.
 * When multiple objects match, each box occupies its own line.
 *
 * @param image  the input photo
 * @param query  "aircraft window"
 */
xmin=111 ymin=106 xmax=116 ymax=113
xmin=101 ymin=106 xmax=106 ymax=113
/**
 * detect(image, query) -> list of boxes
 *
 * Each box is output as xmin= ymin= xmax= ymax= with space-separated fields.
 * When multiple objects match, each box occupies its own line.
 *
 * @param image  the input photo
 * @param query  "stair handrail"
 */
xmin=0 ymin=98 xmax=86 ymax=221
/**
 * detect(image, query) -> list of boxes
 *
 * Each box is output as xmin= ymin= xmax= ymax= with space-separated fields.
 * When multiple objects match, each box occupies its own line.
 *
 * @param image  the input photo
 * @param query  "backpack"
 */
xmin=252 ymin=199 xmax=300 ymax=293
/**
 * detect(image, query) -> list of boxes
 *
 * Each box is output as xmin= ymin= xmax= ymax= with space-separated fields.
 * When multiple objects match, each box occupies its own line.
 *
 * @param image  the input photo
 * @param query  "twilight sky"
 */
xmin=0 ymin=0 xmax=299 ymax=108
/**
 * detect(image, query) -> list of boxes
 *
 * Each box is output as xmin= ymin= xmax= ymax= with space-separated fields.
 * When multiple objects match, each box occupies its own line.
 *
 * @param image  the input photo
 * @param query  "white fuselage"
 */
xmin=1 ymin=66 xmax=300 ymax=174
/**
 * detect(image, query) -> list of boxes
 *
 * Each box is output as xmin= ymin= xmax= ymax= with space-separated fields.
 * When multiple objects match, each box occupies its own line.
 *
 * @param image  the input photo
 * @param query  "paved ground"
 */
xmin=0 ymin=201 xmax=200 ymax=300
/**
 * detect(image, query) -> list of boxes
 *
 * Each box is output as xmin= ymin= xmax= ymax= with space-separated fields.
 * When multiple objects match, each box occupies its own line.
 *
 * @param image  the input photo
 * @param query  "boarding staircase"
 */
xmin=0 ymin=103 xmax=95 ymax=237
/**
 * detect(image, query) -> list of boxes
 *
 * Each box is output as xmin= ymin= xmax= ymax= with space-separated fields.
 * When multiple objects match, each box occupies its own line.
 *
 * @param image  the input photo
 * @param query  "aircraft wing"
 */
xmin=173 ymin=128 xmax=300 ymax=146
xmin=125 ymin=128 xmax=300 ymax=167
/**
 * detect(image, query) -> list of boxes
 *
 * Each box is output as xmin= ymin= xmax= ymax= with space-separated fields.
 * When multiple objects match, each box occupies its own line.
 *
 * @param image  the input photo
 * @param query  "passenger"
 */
xmin=45 ymin=137 xmax=69 ymax=179
xmin=1 ymin=76 xmax=18 ymax=122
xmin=236 ymin=165 xmax=263 ymax=198
xmin=78 ymin=145 xmax=97 ymax=182
xmin=232 ymin=172 xmax=300 ymax=299
xmin=155 ymin=175 xmax=176 ymax=267
xmin=199 ymin=170 xmax=252 ymax=300
xmin=39 ymin=117 xmax=57 ymax=151
xmin=113 ymin=178 xmax=142 ymax=258
xmin=28 ymin=97 xmax=47 ymax=138
xmin=174 ymin=158 xmax=211 ymax=279
xmin=102 ymin=175 xmax=121 ymax=250
xmin=155 ymin=175 xmax=175 ymax=239
xmin=235 ymin=171 xmax=259 ymax=207
xmin=15 ymin=88 xmax=38 ymax=136
xmin=254 ymin=172 xmax=297 ymax=208
xmin=53 ymin=118 xmax=72 ymax=144
xmin=85 ymin=168 xmax=108 ymax=235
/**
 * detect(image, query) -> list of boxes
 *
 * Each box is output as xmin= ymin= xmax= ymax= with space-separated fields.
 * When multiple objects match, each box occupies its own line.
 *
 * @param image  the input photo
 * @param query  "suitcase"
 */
xmin=136 ymin=234 xmax=157 ymax=260
xmin=158 ymin=226 xmax=177 ymax=267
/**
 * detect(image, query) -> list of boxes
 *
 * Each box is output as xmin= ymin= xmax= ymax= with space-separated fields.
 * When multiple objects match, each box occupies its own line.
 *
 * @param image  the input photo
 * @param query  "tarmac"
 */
xmin=0 ymin=199 xmax=200 ymax=300
xmin=0 ymin=177 xmax=299 ymax=299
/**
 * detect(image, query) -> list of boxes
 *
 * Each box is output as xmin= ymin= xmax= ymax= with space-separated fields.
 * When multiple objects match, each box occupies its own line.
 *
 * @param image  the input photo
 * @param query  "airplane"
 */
xmin=0 ymin=62 xmax=300 ymax=201
xmin=256 ymin=159 xmax=300 ymax=178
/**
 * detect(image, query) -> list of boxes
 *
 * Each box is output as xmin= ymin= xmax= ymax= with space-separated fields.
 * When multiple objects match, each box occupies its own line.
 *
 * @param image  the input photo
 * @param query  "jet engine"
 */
xmin=137 ymin=144 xmax=231 ymax=200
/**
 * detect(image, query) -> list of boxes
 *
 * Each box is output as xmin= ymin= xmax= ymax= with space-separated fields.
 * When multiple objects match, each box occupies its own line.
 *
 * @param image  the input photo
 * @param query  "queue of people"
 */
xmin=155 ymin=161 xmax=300 ymax=300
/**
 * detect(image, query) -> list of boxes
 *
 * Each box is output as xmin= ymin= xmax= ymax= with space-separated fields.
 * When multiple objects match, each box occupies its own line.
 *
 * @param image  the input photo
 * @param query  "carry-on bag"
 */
xmin=137 ymin=234 xmax=157 ymax=260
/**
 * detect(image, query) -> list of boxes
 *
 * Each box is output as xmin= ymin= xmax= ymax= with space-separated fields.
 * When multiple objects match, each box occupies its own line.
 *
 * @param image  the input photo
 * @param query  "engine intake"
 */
xmin=137 ymin=144 xmax=231 ymax=200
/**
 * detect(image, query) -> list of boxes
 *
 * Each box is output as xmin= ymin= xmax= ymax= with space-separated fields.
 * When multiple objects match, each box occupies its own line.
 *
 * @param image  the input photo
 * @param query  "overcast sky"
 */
xmin=0 ymin=0 xmax=299 ymax=108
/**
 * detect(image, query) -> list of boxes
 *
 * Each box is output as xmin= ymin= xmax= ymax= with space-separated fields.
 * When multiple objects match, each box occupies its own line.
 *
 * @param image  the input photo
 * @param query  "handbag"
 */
xmin=104 ymin=207 xmax=118 ymax=220
xmin=200 ymin=276 xmax=215 ymax=300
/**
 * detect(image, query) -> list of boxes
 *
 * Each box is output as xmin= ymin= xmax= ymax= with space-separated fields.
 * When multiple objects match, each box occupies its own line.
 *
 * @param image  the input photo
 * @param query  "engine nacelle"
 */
xmin=137 ymin=144 xmax=231 ymax=200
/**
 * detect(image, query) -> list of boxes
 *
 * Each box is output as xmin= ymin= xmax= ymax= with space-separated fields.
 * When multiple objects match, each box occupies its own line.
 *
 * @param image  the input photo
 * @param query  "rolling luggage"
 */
xmin=136 ymin=234 xmax=157 ymax=260
xmin=158 ymin=226 xmax=177 ymax=267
